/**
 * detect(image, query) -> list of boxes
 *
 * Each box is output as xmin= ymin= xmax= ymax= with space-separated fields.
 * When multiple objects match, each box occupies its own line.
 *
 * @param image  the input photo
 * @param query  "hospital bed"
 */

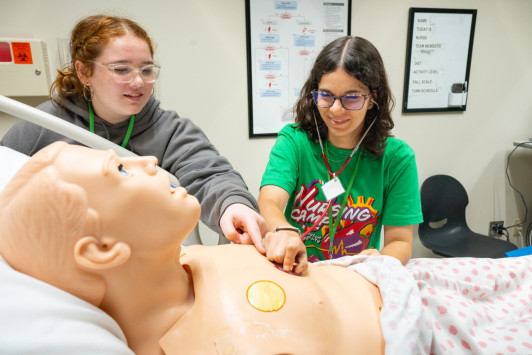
xmin=1 ymin=96 xmax=531 ymax=354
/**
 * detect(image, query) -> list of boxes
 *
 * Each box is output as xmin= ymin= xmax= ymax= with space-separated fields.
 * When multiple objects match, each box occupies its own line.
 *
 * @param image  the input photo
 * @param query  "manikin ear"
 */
xmin=74 ymin=208 xmax=131 ymax=270
xmin=74 ymin=60 xmax=90 ymax=86
xmin=74 ymin=236 xmax=131 ymax=270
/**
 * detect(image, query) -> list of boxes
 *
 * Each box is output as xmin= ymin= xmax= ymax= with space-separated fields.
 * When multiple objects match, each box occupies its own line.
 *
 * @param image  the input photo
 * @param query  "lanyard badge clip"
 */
xmin=322 ymin=173 xmax=345 ymax=201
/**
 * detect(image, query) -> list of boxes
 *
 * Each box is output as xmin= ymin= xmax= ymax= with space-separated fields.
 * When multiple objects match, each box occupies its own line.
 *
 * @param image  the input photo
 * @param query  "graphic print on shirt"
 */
xmin=290 ymin=180 xmax=379 ymax=261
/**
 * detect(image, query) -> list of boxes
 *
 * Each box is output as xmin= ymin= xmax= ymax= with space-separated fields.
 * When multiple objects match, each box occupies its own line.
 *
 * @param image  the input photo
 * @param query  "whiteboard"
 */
xmin=403 ymin=8 xmax=477 ymax=113
xmin=245 ymin=0 xmax=351 ymax=137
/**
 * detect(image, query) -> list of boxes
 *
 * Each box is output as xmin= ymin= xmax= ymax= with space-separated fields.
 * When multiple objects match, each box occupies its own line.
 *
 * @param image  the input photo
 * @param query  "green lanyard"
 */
xmin=326 ymin=145 xmax=362 ymax=258
xmin=88 ymin=102 xmax=135 ymax=148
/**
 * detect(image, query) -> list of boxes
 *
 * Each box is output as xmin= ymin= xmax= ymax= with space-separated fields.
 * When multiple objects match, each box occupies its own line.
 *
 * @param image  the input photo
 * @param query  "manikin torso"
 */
xmin=160 ymin=244 xmax=384 ymax=355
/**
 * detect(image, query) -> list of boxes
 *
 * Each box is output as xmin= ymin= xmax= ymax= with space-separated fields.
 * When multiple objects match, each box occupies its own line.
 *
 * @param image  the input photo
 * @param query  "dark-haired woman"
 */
xmin=259 ymin=36 xmax=422 ymax=265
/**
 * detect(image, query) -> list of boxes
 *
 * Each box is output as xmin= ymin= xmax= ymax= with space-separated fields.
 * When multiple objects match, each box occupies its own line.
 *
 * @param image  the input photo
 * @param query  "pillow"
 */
xmin=0 ymin=146 xmax=29 ymax=192
xmin=0 ymin=256 xmax=134 ymax=354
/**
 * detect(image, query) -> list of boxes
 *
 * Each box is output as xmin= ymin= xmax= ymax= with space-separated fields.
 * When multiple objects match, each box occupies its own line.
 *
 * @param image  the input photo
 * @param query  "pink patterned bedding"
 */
xmin=408 ymin=255 xmax=532 ymax=354
xmin=317 ymin=254 xmax=532 ymax=354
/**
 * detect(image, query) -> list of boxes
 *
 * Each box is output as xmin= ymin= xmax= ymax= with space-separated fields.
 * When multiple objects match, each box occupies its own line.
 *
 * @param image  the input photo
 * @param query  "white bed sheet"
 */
xmin=0 ymin=146 xmax=29 ymax=192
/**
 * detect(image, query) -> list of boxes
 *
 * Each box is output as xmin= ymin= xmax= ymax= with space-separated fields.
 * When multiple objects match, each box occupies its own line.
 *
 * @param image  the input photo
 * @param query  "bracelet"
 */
xmin=274 ymin=226 xmax=301 ymax=235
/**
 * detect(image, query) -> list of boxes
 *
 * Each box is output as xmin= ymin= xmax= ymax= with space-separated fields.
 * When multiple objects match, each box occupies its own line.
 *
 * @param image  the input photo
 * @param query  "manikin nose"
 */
xmin=122 ymin=156 xmax=158 ymax=175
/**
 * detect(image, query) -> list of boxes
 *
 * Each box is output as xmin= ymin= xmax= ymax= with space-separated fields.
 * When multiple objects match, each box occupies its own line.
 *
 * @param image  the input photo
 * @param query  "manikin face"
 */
xmin=53 ymin=145 xmax=200 ymax=250
xmin=82 ymin=34 xmax=155 ymax=124
xmin=317 ymin=68 xmax=374 ymax=149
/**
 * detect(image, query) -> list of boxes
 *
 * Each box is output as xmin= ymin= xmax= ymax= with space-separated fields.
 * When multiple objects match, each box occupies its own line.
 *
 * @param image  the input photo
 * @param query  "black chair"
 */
xmin=419 ymin=174 xmax=518 ymax=258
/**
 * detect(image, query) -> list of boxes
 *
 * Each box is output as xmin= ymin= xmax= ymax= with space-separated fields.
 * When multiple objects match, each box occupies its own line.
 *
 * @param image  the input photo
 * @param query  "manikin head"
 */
xmin=0 ymin=142 xmax=200 ymax=304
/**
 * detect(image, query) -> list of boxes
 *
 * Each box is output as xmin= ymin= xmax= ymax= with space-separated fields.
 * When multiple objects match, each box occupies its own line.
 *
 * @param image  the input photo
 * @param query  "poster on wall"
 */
xmin=403 ymin=8 xmax=477 ymax=113
xmin=246 ymin=0 xmax=351 ymax=137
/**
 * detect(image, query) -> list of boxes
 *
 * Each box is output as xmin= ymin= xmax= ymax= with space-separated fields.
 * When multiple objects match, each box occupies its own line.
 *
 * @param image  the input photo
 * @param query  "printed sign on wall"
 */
xmin=246 ymin=0 xmax=351 ymax=137
xmin=403 ymin=8 xmax=477 ymax=113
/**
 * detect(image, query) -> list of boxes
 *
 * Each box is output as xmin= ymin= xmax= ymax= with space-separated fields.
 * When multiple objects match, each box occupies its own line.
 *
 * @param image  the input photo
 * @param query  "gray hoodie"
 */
xmin=0 ymin=95 xmax=258 ymax=234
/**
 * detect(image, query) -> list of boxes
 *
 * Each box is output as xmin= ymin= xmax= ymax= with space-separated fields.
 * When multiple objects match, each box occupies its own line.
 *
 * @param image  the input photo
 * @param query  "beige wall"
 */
xmin=1 ymin=0 xmax=531 ymax=256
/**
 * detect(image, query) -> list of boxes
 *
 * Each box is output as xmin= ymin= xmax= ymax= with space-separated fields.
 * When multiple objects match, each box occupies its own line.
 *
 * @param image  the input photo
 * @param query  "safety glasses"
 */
xmin=92 ymin=61 xmax=161 ymax=83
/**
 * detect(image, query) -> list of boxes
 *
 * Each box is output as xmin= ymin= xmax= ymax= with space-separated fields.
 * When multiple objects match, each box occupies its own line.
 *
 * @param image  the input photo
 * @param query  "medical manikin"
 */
xmin=0 ymin=142 xmax=384 ymax=355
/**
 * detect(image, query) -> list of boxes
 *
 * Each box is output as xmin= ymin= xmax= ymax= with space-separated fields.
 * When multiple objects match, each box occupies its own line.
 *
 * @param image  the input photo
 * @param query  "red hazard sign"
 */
xmin=11 ymin=42 xmax=33 ymax=64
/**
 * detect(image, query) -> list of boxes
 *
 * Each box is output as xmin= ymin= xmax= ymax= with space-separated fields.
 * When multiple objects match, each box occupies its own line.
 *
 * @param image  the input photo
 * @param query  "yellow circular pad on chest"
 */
xmin=246 ymin=280 xmax=286 ymax=312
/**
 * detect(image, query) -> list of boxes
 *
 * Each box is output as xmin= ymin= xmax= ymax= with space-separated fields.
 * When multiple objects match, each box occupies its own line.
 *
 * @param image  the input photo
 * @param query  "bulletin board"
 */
xmin=403 ymin=8 xmax=477 ymax=113
xmin=246 ymin=0 xmax=351 ymax=137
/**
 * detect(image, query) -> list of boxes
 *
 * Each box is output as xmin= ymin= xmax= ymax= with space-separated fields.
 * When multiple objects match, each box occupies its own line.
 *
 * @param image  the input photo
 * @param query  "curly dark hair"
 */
xmin=294 ymin=36 xmax=394 ymax=156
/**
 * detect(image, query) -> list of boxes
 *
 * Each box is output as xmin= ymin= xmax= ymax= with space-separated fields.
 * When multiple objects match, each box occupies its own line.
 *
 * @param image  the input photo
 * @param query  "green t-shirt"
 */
xmin=261 ymin=124 xmax=423 ymax=262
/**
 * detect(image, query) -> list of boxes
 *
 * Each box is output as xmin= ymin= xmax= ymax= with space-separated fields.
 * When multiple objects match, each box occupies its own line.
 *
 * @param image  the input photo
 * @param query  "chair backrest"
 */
xmin=420 ymin=174 xmax=469 ymax=225
xmin=419 ymin=174 xmax=518 ymax=258
xmin=418 ymin=174 xmax=475 ymax=250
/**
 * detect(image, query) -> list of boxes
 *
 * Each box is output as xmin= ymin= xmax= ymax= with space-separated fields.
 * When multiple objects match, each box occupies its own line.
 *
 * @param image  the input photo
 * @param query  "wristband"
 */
xmin=273 ymin=226 xmax=301 ymax=235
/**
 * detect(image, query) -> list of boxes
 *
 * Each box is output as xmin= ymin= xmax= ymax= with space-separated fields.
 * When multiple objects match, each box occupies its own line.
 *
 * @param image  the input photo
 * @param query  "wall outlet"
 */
xmin=489 ymin=221 xmax=504 ymax=237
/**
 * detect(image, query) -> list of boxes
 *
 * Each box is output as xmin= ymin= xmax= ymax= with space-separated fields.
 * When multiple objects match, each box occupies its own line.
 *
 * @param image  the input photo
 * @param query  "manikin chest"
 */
xmin=160 ymin=245 xmax=383 ymax=355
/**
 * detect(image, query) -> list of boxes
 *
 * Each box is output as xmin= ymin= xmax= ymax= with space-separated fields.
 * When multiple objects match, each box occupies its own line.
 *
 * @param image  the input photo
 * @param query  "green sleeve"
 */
xmin=381 ymin=141 xmax=423 ymax=226
xmin=260 ymin=124 xmax=300 ymax=194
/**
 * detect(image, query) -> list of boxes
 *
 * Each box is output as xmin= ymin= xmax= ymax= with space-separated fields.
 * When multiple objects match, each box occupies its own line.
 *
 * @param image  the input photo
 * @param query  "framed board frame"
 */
xmin=246 ymin=0 xmax=351 ymax=137
xmin=403 ymin=8 xmax=477 ymax=113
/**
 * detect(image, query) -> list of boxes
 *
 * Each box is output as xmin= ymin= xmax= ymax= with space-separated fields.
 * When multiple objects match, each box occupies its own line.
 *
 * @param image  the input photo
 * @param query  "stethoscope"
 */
xmin=300 ymin=101 xmax=378 ymax=257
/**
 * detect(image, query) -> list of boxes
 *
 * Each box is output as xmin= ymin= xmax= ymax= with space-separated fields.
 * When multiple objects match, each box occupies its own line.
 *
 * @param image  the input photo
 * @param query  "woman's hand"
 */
xmin=358 ymin=248 xmax=381 ymax=257
xmin=257 ymin=185 xmax=309 ymax=274
xmin=263 ymin=229 xmax=308 ymax=275
xmin=219 ymin=203 xmax=268 ymax=253
xmin=219 ymin=202 xmax=308 ymax=274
